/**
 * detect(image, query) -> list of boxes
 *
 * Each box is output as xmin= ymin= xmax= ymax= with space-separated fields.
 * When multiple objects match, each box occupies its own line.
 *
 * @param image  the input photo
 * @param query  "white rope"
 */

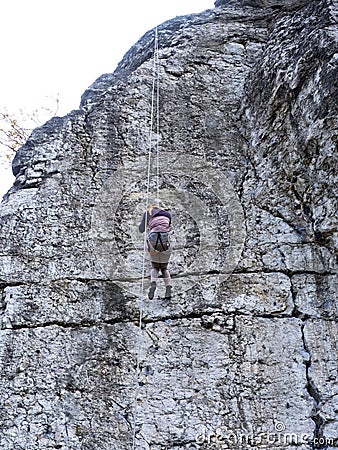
xmin=131 ymin=26 xmax=160 ymax=450
xmin=155 ymin=27 xmax=160 ymax=205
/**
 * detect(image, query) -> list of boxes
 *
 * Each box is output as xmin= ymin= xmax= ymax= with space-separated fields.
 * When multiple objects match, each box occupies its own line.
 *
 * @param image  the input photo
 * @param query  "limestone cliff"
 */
xmin=0 ymin=0 xmax=337 ymax=449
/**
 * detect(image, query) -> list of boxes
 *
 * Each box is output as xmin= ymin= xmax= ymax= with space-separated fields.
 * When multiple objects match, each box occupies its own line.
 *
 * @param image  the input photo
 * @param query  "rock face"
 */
xmin=214 ymin=0 xmax=310 ymax=8
xmin=0 ymin=0 xmax=337 ymax=449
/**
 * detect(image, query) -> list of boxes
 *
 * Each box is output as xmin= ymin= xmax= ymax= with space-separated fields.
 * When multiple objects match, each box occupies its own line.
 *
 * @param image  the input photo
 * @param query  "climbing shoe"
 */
xmin=148 ymin=281 xmax=157 ymax=300
xmin=165 ymin=285 xmax=172 ymax=300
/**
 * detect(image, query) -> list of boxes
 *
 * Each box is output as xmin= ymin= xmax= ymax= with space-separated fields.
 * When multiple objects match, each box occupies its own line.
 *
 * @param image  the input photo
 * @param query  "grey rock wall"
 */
xmin=0 ymin=0 xmax=337 ymax=449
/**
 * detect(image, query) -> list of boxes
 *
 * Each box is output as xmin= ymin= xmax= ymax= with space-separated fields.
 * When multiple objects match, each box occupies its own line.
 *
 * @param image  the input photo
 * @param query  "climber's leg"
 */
xmin=148 ymin=262 xmax=159 ymax=299
xmin=151 ymin=267 xmax=159 ymax=282
xmin=162 ymin=268 xmax=171 ymax=286
xmin=165 ymin=284 xmax=172 ymax=299
xmin=148 ymin=281 xmax=157 ymax=299
xmin=160 ymin=263 xmax=172 ymax=299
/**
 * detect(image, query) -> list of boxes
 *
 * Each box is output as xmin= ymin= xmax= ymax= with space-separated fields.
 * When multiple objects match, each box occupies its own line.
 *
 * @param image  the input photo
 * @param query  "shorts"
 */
xmin=151 ymin=261 xmax=169 ymax=270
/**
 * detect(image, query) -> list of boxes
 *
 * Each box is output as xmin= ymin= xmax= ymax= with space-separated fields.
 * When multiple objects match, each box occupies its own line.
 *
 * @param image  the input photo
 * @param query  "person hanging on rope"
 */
xmin=139 ymin=203 xmax=172 ymax=300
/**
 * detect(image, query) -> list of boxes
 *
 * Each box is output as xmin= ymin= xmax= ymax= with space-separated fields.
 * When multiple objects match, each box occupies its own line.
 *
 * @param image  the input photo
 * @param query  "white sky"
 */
xmin=0 ymin=0 xmax=214 ymax=197
xmin=1 ymin=0 xmax=214 ymax=116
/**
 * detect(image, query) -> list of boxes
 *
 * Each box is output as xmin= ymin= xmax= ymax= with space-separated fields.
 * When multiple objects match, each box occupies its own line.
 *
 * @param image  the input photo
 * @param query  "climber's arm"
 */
xmin=138 ymin=211 xmax=149 ymax=233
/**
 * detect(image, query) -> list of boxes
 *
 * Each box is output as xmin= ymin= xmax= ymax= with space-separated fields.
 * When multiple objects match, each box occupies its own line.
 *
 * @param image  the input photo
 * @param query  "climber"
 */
xmin=139 ymin=203 xmax=172 ymax=300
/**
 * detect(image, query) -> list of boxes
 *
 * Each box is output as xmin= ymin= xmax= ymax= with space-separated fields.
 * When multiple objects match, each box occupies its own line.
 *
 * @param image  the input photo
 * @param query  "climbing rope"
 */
xmin=131 ymin=26 xmax=160 ymax=450
xmin=155 ymin=27 xmax=160 ymax=205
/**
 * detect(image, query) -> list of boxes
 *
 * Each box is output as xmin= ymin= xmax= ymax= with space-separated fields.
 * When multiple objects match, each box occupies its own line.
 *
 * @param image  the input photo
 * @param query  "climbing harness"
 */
xmin=131 ymin=27 xmax=161 ymax=450
xmin=148 ymin=231 xmax=170 ymax=253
